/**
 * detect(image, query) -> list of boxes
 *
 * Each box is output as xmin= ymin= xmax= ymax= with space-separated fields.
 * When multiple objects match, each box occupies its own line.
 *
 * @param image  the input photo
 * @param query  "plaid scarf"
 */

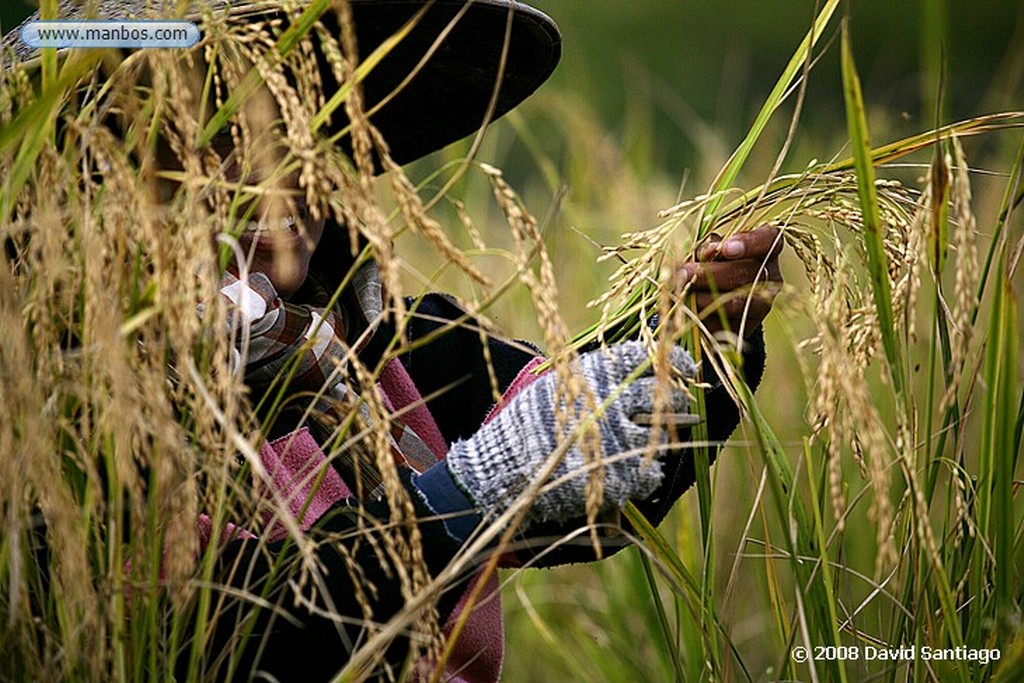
xmin=219 ymin=262 xmax=446 ymax=490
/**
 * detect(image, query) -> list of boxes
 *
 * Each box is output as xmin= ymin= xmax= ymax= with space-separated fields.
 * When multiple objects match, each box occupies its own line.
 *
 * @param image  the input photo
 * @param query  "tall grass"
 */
xmin=0 ymin=2 xmax=509 ymax=679
xmin=495 ymin=4 xmax=1024 ymax=683
xmin=1 ymin=1 xmax=1022 ymax=682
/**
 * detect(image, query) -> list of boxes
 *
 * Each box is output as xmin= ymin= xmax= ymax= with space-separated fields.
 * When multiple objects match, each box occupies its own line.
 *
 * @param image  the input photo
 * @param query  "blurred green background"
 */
xmin=539 ymin=0 xmax=1022 ymax=164
xmin=4 ymin=0 xmax=1021 ymax=175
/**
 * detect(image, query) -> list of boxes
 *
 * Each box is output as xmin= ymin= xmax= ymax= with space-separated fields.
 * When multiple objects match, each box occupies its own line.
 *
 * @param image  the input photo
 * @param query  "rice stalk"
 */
xmin=0 ymin=2 xmax=548 ymax=677
xmin=938 ymin=137 xmax=980 ymax=414
xmin=978 ymin=258 xmax=1018 ymax=624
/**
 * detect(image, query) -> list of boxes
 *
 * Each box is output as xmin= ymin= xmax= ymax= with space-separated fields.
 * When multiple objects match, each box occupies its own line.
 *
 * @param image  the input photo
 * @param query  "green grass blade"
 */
xmin=927 ymin=140 xmax=951 ymax=279
xmin=840 ymin=18 xmax=904 ymax=396
xmin=802 ymin=439 xmax=847 ymax=683
xmin=39 ymin=0 xmax=58 ymax=89
xmin=623 ymin=502 xmax=703 ymax=603
xmin=622 ymin=503 xmax=754 ymax=682
xmin=979 ymin=259 xmax=1018 ymax=622
xmin=730 ymin=380 xmax=845 ymax=682
xmin=0 ymin=55 xmax=101 ymax=217
xmin=683 ymin=329 xmax=722 ymax=679
xmin=700 ymin=0 xmax=840 ymax=235
xmin=637 ymin=550 xmax=686 ymax=682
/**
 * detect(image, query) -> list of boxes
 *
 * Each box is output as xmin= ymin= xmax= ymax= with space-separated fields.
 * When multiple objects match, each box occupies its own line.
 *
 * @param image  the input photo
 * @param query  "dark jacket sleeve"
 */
xmin=186 ymin=470 xmax=471 ymax=682
xmin=512 ymin=327 xmax=765 ymax=565
xmin=360 ymin=293 xmax=542 ymax=443
xmin=364 ymin=293 xmax=766 ymax=567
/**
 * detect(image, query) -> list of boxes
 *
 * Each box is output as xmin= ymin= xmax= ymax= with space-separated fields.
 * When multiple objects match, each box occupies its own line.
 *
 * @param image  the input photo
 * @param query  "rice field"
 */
xmin=1 ymin=1 xmax=1022 ymax=681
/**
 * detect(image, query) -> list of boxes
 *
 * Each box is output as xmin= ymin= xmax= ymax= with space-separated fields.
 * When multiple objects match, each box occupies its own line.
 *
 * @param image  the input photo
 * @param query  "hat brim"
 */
xmin=339 ymin=0 xmax=561 ymax=164
xmin=5 ymin=0 xmax=560 ymax=165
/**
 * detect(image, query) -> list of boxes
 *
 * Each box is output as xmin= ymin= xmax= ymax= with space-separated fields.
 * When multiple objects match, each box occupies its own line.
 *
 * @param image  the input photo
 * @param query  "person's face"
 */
xmin=156 ymin=59 xmax=326 ymax=297
xmin=216 ymin=85 xmax=325 ymax=298
xmin=227 ymin=161 xmax=326 ymax=298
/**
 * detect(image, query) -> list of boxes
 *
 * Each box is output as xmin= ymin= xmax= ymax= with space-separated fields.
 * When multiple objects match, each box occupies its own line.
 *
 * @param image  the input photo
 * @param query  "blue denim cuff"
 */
xmin=413 ymin=461 xmax=482 ymax=543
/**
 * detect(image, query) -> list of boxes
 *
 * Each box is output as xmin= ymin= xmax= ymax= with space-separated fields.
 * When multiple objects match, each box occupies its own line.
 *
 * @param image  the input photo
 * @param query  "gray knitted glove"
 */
xmin=446 ymin=341 xmax=697 ymax=526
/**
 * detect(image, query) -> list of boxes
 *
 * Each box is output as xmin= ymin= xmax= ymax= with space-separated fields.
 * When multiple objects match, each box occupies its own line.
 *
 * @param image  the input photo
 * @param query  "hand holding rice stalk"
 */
xmin=675 ymin=224 xmax=785 ymax=338
xmin=584 ymin=121 xmax=1024 ymax=683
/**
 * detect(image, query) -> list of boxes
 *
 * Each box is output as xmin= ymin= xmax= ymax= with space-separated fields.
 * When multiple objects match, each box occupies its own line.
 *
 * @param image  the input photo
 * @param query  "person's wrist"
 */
xmin=412 ymin=460 xmax=483 ymax=543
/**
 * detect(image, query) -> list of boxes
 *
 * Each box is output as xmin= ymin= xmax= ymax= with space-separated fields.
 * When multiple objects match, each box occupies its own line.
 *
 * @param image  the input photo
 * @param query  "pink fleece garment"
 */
xmin=379 ymin=358 xmax=451 ymax=460
xmin=197 ymin=428 xmax=345 ymax=550
xmin=257 ymin=428 xmax=353 ymax=543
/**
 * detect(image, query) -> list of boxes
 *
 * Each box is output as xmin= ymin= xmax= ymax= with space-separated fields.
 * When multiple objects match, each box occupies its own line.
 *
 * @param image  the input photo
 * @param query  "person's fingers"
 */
xmin=697 ymin=225 xmax=784 ymax=262
xmin=679 ymin=258 xmax=780 ymax=292
xmin=667 ymin=345 xmax=698 ymax=380
xmin=691 ymin=287 xmax=778 ymax=331
xmin=623 ymin=380 xmax=691 ymax=416
xmin=696 ymin=233 xmax=723 ymax=261
xmin=675 ymin=226 xmax=785 ymax=336
xmin=691 ymin=290 xmax=761 ymax=314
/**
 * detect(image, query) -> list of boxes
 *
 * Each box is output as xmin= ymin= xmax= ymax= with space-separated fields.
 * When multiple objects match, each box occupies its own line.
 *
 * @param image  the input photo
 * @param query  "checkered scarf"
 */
xmin=219 ymin=261 xmax=445 ymax=491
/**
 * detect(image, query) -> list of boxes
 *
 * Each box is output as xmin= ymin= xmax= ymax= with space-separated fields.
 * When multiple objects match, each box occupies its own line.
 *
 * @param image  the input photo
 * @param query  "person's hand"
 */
xmin=445 ymin=342 xmax=697 ymax=526
xmin=676 ymin=224 xmax=784 ymax=337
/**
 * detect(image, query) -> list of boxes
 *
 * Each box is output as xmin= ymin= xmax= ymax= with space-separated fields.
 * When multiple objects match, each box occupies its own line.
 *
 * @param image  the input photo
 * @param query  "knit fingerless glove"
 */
xmin=444 ymin=341 xmax=697 ymax=526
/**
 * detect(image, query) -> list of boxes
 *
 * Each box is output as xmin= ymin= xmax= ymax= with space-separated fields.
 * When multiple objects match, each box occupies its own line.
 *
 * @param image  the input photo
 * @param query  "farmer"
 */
xmin=6 ymin=1 xmax=783 ymax=680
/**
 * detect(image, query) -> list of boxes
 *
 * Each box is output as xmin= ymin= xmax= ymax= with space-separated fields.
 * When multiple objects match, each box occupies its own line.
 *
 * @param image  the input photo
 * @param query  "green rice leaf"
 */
xmin=802 ymin=439 xmax=847 ymax=683
xmin=840 ymin=18 xmax=904 ymax=395
xmin=39 ymin=0 xmax=58 ymax=89
xmin=979 ymin=259 xmax=1018 ymax=619
xmin=700 ymin=0 xmax=840 ymax=235
xmin=622 ymin=502 xmax=702 ymax=602
xmin=731 ymin=380 xmax=845 ymax=680
xmin=0 ymin=54 xmax=101 ymax=218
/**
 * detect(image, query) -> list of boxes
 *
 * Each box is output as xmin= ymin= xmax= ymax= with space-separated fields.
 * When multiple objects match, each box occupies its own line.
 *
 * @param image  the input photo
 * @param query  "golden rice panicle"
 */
xmin=647 ymin=253 xmax=693 ymax=452
xmin=315 ymin=0 xmax=487 ymax=330
xmin=878 ymin=179 xmax=925 ymax=345
xmin=940 ymin=136 xmax=980 ymax=412
xmin=0 ymin=54 xmax=240 ymax=678
xmin=0 ymin=4 xmax=460 ymax=673
xmin=950 ymin=461 xmax=978 ymax=548
xmin=589 ymin=208 xmax=690 ymax=343
xmin=479 ymin=163 xmax=610 ymax=530
xmin=380 ymin=143 xmax=490 ymax=288
xmin=810 ymin=252 xmax=896 ymax=569
xmin=348 ymin=355 xmax=442 ymax=665
xmin=331 ymin=0 xmax=403 ymax=314
xmin=0 ymin=203 xmax=99 ymax=679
